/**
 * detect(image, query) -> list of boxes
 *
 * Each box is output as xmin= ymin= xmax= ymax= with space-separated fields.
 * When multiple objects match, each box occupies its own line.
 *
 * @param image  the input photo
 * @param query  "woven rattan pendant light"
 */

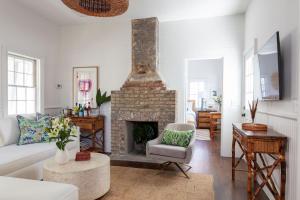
xmin=62 ymin=0 xmax=129 ymax=17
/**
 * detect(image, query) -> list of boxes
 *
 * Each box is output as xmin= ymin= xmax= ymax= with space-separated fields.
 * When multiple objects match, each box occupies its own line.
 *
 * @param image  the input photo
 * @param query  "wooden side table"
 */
xmin=232 ymin=123 xmax=287 ymax=200
xmin=43 ymin=153 xmax=110 ymax=200
xmin=70 ymin=115 xmax=105 ymax=153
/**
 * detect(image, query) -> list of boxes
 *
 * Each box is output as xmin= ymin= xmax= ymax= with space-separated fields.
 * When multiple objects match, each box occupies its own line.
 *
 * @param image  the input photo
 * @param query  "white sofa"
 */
xmin=0 ymin=116 xmax=80 ymax=180
xmin=0 ymin=176 xmax=79 ymax=200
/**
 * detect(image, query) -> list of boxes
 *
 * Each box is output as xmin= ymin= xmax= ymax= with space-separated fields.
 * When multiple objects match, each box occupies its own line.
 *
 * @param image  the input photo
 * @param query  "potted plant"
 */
xmin=133 ymin=124 xmax=155 ymax=153
xmin=46 ymin=117 xmax=78 ymax=165
xmin=96 ymin=89 xmax=111 ymax=115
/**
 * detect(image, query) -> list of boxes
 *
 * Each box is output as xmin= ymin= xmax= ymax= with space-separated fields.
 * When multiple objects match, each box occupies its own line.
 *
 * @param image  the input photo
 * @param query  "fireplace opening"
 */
xmin=126 ymin=121 xmax=158 ymax=155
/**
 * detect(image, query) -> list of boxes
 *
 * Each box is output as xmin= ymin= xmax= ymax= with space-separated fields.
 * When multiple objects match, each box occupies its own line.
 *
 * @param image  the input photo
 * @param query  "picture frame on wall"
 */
xmin=73 ymin=66 xmax=98 ymax=108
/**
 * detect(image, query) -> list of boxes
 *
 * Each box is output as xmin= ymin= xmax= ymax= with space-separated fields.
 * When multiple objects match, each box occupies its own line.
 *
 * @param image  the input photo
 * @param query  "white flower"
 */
xmin=49 ymin=128 xmax=59 ymax=138
xmin=52 ymin=118 xmax=60 ymax=129
xmin=63 ymin=118 xmax=71 ymax=127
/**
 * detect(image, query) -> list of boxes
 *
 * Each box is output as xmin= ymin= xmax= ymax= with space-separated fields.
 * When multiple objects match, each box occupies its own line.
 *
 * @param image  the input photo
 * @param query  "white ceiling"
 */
xmin=16 ymin=0 xmax=251 ymax=25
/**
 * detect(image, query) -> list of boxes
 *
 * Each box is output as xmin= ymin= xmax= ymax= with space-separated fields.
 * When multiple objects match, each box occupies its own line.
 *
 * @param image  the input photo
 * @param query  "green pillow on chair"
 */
xmin=161 ymin=129 xmax=193 ymax=148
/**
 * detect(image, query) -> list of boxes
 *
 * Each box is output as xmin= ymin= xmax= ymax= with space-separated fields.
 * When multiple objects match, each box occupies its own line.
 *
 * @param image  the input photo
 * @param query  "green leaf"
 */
xmin=96 ymin=89 xmax=111 ymax=107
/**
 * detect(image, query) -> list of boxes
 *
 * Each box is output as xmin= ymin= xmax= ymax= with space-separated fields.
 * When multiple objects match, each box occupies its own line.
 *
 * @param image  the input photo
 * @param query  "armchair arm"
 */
xmin=146 ymin=134 xmax=164 ymax=157
xmin=185 ymin=131 xmax=196 ymax=163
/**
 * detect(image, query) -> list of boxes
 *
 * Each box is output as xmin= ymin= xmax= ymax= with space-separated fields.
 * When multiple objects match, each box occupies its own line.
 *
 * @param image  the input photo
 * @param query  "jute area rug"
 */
xmin=100 ymin=166 xmax=214 ymax=200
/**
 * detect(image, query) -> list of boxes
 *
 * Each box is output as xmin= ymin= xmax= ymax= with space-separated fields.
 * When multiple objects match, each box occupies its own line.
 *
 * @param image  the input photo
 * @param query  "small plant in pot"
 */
xmin=133 ymin=124 xmax=156 ymax=154
xmin=46 ymin=117 xmax=78 ymax=165
xmin=96 ymin=89 xmax=111 ymax=115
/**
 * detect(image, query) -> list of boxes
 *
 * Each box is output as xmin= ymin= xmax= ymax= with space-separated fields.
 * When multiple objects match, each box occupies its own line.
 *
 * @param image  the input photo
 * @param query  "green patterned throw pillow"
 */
xmin=17 ymin=115 xmax=51 ymax=145
xmin=161 ymin=129 xmax=193 ymax=148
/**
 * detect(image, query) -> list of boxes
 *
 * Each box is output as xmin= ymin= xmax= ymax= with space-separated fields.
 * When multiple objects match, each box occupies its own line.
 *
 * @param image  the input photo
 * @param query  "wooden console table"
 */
xmin=232 ymin=123 xmax=287 ymax=200
xmin=70 ymin=116 xmax=105 ymax=153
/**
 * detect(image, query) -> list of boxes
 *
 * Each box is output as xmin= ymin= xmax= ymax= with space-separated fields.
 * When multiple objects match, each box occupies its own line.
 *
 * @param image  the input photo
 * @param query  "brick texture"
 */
xmin=111 ymin=17 xmax=176 ymax=156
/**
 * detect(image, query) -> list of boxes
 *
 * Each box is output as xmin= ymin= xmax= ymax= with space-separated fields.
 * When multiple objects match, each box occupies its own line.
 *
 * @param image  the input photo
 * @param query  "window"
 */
xmin=189 ymin=80 xmax=206 ymax=108
xmin=244 ymin=54 xmax=254 ymax=109
xmin=7 ymin=54 xmax=37 ymax=115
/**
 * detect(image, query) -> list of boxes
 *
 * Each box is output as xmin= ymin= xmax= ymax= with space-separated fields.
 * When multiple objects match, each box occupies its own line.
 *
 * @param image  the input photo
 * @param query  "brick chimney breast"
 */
xmin=111 ymin=17 xmax=176 ymax=158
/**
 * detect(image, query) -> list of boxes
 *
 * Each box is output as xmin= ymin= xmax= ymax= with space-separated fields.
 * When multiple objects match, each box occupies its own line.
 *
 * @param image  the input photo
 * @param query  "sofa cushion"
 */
xmin=0 ymin=176 xmax=78 ymax=200
xmin=0 ymin=140 xmax=78 ymax=176
xmin=148 ymin=144 xmax=186 ymax=159
xmin=0 ymin=117 xmax=21 ymax=147
xmin=17 ymin=115 xmax=51 ymax=145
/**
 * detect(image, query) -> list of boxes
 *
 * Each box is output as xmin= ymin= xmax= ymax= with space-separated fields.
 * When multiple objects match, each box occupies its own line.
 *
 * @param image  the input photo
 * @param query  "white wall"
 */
xmin=160 ymin=15 xmax=244 ymax=156
xmin=245 ymin=0 xmax=299 ymax=199
xmin=187 ymin=58 xmax=223 ymax=103
xmin=59 ymin=15 xmax=245 ymax=155
xmin=0 ymin=0 xmax=60 ymax=117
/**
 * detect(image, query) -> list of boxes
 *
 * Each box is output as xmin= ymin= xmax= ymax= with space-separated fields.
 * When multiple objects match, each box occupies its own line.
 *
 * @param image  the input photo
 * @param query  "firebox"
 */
xmin=126 ymin=121 xmax=158 ymax=155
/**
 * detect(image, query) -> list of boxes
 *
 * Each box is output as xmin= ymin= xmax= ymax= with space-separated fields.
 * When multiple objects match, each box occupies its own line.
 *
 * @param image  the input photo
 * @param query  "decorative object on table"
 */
xmin=46 ymin=117 xmax=78 ymax=165
xmin=96 ymin=89 xmax=111 ymax=115
xmin=212 ymin=90 xmax=217 ymax=97
xmin=213 ymin=95 xmax=222 ymax=112
xmin=249 ymin=98 xmax=258 ymax=123
xmin=85 ymin=102 xmax=92 ymax=117
xmin=133 ymin=123 xmax=156 ymax=153
xmin=78 ymin=104 xmax=85 ymax=117
xmin=73 ymin=66 xmax=98 ymax=109
xmin=242 ymin=99 xmax=268 ymax=131
xmin=17 ymin=115 xmax=51 ymax=145
xmin=63 ymin=108 xmax=73 ymax=117
xmin=242 ymin=123 xmax=268 ymax=131
xmin=75 ymin=152 xmax=91 ymax=161
xmin=61 ymin=0 xmax=129 ymax=17
xmin=73 ymin=103 xmax=80 ymax=116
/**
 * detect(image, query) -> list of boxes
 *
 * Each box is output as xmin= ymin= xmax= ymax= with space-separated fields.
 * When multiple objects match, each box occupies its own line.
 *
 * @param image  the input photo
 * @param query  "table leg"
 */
xmin=232 ymin=134 xmax=236 ymax=181
xmin=246 ymin=152 xmax=254 ymax=200
xmin=102 ymin=128 xmax=105 ymax=153
xmin=254 ymin=153 xmax=257 ymax=185
xmin=92 ymin=133 xmax=96 ymax=149
xmin=280 ymin=159 xmax=286 ymax=200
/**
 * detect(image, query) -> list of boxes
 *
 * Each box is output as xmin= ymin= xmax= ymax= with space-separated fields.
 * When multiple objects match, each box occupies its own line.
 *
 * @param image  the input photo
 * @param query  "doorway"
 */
xmin=185 ymin=58 xmax=223 ymax=141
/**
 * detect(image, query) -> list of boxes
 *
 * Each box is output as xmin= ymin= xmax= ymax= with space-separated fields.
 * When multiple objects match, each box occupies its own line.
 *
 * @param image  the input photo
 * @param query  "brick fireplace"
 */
xmin=111 ymin=17 xmax=176 ymax=159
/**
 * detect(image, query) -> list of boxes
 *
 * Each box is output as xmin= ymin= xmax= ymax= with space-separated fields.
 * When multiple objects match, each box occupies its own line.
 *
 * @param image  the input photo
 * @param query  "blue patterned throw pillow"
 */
xmin=17 ymin=115 xmax=51 ymax=145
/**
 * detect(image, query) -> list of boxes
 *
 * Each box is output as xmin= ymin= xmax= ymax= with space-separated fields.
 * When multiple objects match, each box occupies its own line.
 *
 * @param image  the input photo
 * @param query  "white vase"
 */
xmin=55 ymin=148 xmax=69 ymax=165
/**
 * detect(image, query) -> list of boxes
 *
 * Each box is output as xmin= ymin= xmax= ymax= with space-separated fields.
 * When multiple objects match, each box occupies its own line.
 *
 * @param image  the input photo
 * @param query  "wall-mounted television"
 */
xmin=257 ymin=32 xmax=282 ymax=101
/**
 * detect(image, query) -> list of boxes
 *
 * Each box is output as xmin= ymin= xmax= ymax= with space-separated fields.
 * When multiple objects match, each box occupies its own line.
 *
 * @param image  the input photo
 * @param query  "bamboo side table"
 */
xmin=232 ymin=123 xmax=287 ymax=200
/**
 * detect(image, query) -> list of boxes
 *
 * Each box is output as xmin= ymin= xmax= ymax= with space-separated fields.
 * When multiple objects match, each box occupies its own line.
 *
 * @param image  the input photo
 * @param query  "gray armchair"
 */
xmin=146 ymin=123 xmax=196 ymax=178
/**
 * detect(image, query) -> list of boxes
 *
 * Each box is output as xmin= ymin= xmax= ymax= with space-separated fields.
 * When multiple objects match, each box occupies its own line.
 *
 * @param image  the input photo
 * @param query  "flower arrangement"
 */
xmin=213 ymin=95 xmax=222 ymax=111
xmin=46 ymin=117 xmax=78 ymax=151
xmin=213 ymin=95 xmax=222 ymax=106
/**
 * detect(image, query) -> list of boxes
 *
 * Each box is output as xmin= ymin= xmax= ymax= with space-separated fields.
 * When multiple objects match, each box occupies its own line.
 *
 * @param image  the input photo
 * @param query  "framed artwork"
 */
xmin=73 ymin=66 xmax=98 ymax=108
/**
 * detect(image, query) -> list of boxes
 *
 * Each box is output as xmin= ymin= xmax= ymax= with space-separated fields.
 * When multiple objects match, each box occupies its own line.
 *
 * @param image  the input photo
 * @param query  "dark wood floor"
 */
xmin=112 ymin=136 xmax=269 ymax=200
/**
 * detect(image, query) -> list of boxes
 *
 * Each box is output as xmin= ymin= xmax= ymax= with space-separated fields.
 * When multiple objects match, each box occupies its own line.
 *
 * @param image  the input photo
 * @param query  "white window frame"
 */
xmin=0 ymin=48 xmax=42 ymax=117
xmin=244 ymin=51 xmax=255 ymax=110
xmin=188 ymin=79 xmax=207 ymax=109
xmin=7 ymin=53 xmax=38 ymax=115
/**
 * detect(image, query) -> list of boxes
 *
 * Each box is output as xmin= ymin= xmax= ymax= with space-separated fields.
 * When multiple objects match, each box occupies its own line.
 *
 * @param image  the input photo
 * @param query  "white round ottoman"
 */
xmin=43 ymin=153 xmax=110 ymax=200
